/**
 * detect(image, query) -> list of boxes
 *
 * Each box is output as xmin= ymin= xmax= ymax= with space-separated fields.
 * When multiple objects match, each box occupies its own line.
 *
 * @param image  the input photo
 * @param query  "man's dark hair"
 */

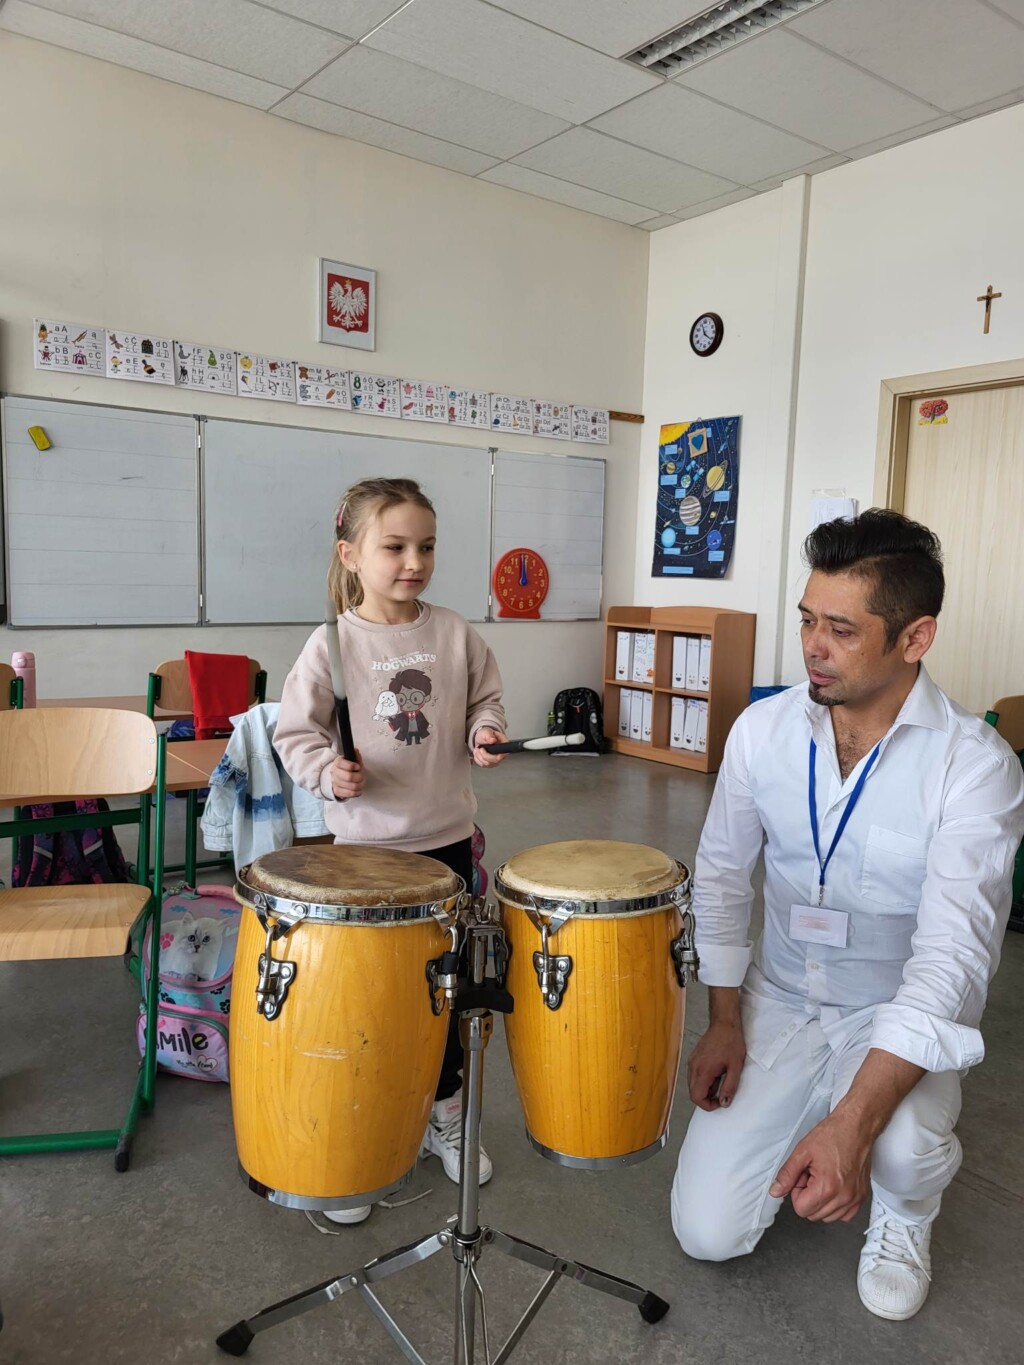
xmin=802 ymin=508 xmax=944 ymax=651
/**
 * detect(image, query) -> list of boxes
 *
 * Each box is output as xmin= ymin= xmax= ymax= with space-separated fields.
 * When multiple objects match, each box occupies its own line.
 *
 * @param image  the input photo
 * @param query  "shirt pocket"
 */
xmin=861 ymin=825 xmax=929 ymax=912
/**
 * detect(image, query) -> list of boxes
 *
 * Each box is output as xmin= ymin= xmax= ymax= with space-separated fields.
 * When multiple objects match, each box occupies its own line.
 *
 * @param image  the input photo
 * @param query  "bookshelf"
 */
xmin=604 ymin=606 xmax=756 ymax=773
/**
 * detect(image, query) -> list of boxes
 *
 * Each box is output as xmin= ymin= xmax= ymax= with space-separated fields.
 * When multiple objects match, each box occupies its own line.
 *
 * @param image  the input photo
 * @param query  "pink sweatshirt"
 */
xmin=273 ymin=603 xmax=506 ymax=851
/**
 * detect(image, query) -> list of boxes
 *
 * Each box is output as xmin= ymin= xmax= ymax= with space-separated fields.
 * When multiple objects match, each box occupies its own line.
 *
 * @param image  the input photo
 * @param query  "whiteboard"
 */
xmin=202 ymin=419 xmax=492 ymax=623
xmin=492 ymin=450 xmax=604 ymax=620
xmin=2 ymin=397 xmax=198 ymax=626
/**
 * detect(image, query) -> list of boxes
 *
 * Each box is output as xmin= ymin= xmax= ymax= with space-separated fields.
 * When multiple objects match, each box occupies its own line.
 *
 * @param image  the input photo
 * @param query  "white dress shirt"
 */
xmin=694 ymin=668 xmax=1024 ymax=1074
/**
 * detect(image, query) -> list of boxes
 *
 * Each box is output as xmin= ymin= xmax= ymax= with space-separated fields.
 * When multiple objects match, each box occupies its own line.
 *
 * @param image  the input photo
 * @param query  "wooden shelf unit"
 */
xmin=603 ymin=605 xmax=755 ymax=773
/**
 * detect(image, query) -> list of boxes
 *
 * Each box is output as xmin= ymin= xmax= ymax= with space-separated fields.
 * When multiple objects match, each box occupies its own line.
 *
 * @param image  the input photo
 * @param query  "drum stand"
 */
xmin=215 ymin=902 xmax=669 ymax=1364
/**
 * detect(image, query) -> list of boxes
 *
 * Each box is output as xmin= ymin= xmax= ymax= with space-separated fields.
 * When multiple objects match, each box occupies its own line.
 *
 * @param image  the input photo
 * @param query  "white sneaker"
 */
xmin=421 ymin=1091 xmax=493 ymax=1186
xmin=322 ymin=1205 xmax=372 ymax=1225
xmin=857 ymin=1197 xmax=933 ymax=1321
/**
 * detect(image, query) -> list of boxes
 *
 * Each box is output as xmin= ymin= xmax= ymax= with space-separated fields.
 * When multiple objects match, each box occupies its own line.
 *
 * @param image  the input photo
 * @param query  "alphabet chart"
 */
xmin=400 ymin=380 xmax=449 ymax=423
xmin=33 ymin=319 xmax=105 ymax=375
xmin=448 ymin=388 xmax=490 ymax=429
xmin=533 ymin=400 xmax=572 ymax=441
xmin=490 ymin=393 xmax=533 ymax=434
xmin=295 ymin=364 xmax=352 ymax=410
xmin=106 ymin=330 xmax=175 ymax=384
xmin=175 ymin=342 xmax=237 ymax=395
xmin=237 ymin=353 xmax=297 ymax=402
xmin=350 ymin=372 xmax=401 ymax=418
xmin=571 ymin=406 xmax=610 ymax=445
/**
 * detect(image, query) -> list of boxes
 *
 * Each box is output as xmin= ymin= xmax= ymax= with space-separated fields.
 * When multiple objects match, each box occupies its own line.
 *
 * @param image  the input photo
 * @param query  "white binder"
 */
xmin=617 ymin=688 xmax=631 ymax=737
xmin=641 ymin=691 xmax=653 ymax=743
xmin=682 ymin=698 xmax=699 ymax=750
xmin=695 ymin=700 xmax=708 ymax=753
xmin=615 ymin=631 xmax=633 ymax=681
xmin=685 ymin=636 xmax=700 ymax=691
xmin=670 ymin=697 xmax=686 ymax=748
xmin=698 ymin=636 xmax=712 ymax=692
xmin=629 ymin=690 xmax=644 ymax=741
xmin=672 ymin=635 xmax=687 ymax=689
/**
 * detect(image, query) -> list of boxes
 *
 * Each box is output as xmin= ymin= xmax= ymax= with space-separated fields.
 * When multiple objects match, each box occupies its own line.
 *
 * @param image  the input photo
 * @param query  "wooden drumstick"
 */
xmin=481 ymin=733 xmax=585 ymax=754
xmin=325 ymin=603 xmax=358 ymax=763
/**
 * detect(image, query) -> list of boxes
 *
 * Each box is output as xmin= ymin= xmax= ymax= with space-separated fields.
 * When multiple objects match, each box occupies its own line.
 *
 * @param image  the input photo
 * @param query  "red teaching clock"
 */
xmin=493 ymin=548 xmax=550 ymax=619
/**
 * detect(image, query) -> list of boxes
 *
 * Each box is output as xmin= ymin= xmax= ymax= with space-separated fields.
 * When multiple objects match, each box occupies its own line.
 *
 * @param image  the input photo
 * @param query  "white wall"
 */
xmin=0 ymin=34 xmax=649 ymax=730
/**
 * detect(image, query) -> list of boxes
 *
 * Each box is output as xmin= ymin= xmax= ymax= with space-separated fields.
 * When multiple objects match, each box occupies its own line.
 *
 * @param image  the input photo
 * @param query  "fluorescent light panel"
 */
xmin=627 ymin=0 xmax=829 ymax=76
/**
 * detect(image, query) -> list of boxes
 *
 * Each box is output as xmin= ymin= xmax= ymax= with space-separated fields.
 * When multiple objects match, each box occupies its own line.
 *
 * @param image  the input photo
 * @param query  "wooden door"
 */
xmin=895 ymin=381 xmax=1024 ymax=714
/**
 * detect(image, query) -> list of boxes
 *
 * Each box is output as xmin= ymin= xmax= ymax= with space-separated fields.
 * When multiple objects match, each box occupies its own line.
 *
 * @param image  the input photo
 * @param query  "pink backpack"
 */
xmin=136 ymin=885 xmax=241 ymax=1083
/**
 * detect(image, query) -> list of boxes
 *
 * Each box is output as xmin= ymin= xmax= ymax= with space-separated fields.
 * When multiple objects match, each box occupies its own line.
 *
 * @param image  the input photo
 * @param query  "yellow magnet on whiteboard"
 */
xmin=28 ymin=425 xmax=51 ymax=450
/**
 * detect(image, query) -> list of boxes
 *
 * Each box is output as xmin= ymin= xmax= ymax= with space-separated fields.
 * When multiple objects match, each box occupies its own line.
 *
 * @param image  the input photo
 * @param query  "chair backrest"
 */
xmin=0 ymin=662 xmax=16 ymax=711
xmin=990 ymin=696 xmax=1024 ymax=754
xmin=0 ymin=708 xmax=158 ymax=801
xmin=151 ymin=657 xmax=264 ymax=713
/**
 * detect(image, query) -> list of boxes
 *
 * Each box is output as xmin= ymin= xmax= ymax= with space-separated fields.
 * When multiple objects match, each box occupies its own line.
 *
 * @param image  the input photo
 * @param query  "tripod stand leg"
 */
xmin=215 ymin=1230 xmax=449 ymax=1358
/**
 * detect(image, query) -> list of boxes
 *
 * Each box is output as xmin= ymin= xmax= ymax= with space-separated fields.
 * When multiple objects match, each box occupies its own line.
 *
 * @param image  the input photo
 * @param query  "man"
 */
xmin=671 ymin=509 xmax=1024 ymax=1320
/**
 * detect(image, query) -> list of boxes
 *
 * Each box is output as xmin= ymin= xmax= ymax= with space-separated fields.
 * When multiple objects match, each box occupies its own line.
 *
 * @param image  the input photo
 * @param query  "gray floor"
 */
xmin=1 ymin=753 xmax=1022 ymax=1365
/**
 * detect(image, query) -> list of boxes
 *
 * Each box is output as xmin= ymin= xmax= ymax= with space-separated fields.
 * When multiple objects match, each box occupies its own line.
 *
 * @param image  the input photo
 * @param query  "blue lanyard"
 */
xmin=808 ymin=738 xmax=881 ymax=905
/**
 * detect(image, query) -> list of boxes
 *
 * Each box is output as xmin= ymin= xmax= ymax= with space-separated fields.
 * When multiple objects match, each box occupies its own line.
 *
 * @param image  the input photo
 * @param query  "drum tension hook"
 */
xmin=255 ymin=916 xmax=297 ymax=1022
xmin=670 ymin=908 xmax=700 ymax=988
xmin=426 ymin=922 xmax=461 ymax=1016
xmin=533 ymin=923 xmax=572 ymax=1011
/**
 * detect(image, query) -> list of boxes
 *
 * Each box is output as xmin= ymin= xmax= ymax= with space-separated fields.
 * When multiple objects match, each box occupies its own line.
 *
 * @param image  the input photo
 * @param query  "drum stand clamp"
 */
xmin=216 ymin=897 xmax=671 ymax=1364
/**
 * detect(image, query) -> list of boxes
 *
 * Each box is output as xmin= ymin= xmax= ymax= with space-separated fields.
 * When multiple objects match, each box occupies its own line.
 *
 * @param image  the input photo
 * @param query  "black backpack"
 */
xmin=547 ymin=688 xmax=605 ymax=755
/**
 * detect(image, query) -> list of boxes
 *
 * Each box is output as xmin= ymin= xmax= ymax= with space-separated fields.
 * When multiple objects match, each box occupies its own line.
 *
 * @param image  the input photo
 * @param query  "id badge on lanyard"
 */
xmin=790 ymin=737 xmax=881 ymax=949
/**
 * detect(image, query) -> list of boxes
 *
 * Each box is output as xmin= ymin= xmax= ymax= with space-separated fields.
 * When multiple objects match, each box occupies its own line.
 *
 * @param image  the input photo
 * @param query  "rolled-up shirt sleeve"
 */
xmin=692 ymin=714 xmax=766 ymax=986
xmin=870 ymin=747 xmax=1024 ymax=1072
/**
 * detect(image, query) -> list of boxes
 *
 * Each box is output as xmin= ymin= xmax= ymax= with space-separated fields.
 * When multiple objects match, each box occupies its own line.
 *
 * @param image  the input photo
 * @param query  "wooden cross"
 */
xmin=977 ymin=284 xmax=1002 ymax=334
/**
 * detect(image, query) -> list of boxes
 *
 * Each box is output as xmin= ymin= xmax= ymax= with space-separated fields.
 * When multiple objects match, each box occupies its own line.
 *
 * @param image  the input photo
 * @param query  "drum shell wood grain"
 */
xmin=230 ymin=904 xmax=449 ymax=1204
xmin=500 ymin=901 xmax=686 ymax=1162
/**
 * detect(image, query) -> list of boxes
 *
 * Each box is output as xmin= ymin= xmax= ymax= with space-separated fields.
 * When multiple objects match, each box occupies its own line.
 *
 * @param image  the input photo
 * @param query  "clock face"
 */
xmin=493 ymin=547 xmax=550 ymax=619
xmin=690 ymin=312 xmax=723 ymax=356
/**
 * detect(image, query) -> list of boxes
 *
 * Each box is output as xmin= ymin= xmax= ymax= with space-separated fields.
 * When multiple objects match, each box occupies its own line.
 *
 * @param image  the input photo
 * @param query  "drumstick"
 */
xmin=325 ymin=603 xmax=358 ymax=763
xmin=481 ymin=733 xmax=585 ymax=754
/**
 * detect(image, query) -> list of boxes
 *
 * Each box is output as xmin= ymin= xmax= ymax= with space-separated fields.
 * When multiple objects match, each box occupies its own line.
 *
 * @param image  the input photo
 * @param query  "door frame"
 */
xmin=873 ymin=356 xmax=1024 ymax=509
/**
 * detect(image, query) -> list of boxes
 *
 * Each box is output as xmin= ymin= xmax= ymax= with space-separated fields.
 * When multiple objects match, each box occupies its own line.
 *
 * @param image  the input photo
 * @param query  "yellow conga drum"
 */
xmin=496 ymin=840 xmax=695 ymax=1168
xmin=231 ymin=845 xmax=463 ymax=1210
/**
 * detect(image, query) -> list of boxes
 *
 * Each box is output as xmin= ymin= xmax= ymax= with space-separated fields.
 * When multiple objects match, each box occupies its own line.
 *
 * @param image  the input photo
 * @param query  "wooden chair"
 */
xmin=0 ymin=662 xmax=22 ymax=710
xmin=145 ymin=656 xmax=267 ymax=884
xmin=0 ymin=708 xmax=167 ymax=1169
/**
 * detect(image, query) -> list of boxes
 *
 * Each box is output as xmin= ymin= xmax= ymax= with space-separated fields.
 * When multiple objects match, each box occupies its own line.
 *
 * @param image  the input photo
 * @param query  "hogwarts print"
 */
xmin=371 ymin=648 xmax=438 ymax=749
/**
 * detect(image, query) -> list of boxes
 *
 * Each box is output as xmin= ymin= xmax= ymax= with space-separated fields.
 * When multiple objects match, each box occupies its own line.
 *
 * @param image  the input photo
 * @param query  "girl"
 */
xmin=274 ymin=477 xmax=508 ymax=1224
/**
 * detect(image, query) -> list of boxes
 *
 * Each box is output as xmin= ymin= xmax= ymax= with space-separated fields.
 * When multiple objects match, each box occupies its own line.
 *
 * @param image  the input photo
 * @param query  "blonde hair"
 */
xmin=328 ymin=477 xmax=436 ymax=614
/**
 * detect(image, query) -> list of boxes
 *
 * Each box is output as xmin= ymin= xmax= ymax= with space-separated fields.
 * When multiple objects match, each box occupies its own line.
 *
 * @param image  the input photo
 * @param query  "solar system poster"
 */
xmin=652 ymin=417 xmax=740 ymax=579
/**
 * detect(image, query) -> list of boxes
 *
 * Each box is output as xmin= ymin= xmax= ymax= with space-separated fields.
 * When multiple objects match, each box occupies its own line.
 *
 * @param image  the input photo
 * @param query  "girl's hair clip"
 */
xmin=336 ymin=501 xmax=347 ymax=531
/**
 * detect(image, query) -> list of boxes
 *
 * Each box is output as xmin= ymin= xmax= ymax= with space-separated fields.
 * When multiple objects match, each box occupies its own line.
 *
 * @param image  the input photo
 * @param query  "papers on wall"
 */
xmin=533 ymin=400 xmax=572 ymax=440
xmin=400 ymin=380 xmax=448 ymax=423
xmin=106 ymin=330 xmax=175 ymax=384
xmin=237 ymin=353 xmax=296 ymax=402
xmin=810 ymin=492 xmax=857 ymax=530
xmin=490 ymin=393 xmax=533 ymax=434
xmin=350 ymin=372 xmax=401 ymax=418
xmin=448 ymin=388 xmax=490 ymax=429
xmin=571 ymin=406 xmax=610 ymax=444
xmin=34 ymin=319 xmax=104 ymax=375
xmin=296 ymin=364 xmax=351 ymax=410
xmin=175 ymin=342 xmax=237 ymax=394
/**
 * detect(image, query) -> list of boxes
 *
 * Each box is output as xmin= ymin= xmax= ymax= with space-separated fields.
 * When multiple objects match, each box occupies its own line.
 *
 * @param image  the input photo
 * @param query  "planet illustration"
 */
xmin=681 ymin=474 xmax=691 ymax=490
xmin=661 ymin=527 xmax=677 ymax=548
xmin=706 ymin=465 xmax=726 ymax=492
xmin=663 ymin=461 xmax=676 ymax=475
xmin=678 ymin=495 xmax=702 ymax=527
xmin=707 ymin=529 xmax=723 ymax=550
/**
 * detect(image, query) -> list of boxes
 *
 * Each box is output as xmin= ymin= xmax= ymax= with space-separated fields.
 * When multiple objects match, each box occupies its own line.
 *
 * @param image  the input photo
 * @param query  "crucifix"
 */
xmin=977 ymin=284 xmax=1002 ymax=334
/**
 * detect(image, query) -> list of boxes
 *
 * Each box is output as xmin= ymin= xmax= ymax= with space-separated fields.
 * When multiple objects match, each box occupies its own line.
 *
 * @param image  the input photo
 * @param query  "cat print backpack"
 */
xmin=136 ymin=885 xmax=241 ymax=1083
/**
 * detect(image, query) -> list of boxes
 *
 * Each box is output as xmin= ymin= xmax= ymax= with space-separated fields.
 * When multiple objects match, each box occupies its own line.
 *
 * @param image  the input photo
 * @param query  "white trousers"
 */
xmin=671 ymin=1011 xmax=963 ymax=1262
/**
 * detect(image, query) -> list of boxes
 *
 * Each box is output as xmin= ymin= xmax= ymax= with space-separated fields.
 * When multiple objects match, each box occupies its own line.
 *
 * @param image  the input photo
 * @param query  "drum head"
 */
xmin=244 ymin=845 xmax=460 ymax=907
xmin=498 ymin=840 xmax=680 ymax=901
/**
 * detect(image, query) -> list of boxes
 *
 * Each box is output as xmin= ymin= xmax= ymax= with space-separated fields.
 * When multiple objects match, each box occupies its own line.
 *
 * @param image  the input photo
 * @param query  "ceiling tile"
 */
xmin=363 ymin=0 xmax=662 ymax=124
xmin=275 ymin=91 xmax=499 ymax=173
xmin=843 ymin=115 xmax=959 ymax=160
xmin=590 ymin=84 xmax=829 ymax=187
xmin=634 ymin=214 xmax=685 ymax=231
xmin=985 ymin=0 xmax=1024 ymax=22
xmin=478 ymin=164 xmax=659 ymax=225
xmin=22 ymin=0 xmax=350 ymax=86
xmin=303 ymin=45 xmax=569 ymax=159
xmin=672 ymin=187 xmax=757 ymax=220
xmin=254 ymin=1 xmax=400 ymax=38
xmin=514 ymin=127 xmax=736 ymax=214
xmin=747 ymin=153 xmax=848 ymax=192
xmin=677 ymin=30 xmax=939 ymax=152
xmin=955 ymin=88 xmax=1024 ymax=120
xmin=0 ymin=1 xmax=289 ymax=108
xmin=486 ymin=1 xmax=710 ymax=59
xmin=790 ymin=0 xmax=1024 ymax=112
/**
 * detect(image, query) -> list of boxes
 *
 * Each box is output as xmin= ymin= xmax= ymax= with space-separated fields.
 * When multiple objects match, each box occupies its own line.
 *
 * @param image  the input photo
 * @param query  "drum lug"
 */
xmin=533 ymin=924 xmax=572 ymax=1010
xmin=492 ymin=931 xmax=510 ymax=989
xmin=256 ymin=953 xmax=297 ymax=1021
xmin=670 ymin=908 xmax=700 ymax=987
xmin=426 ymin=922 xmax=460 ymax=1016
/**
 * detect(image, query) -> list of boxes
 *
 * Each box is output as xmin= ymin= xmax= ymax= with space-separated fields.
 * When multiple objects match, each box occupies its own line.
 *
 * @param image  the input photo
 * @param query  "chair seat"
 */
xmin=0 ymin=883 xmax=152 ymax=961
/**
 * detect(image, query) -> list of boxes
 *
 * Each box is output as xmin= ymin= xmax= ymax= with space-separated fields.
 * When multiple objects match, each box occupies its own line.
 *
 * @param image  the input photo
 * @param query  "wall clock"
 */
xmin=690 ymin=312 xmax=724 ymax=357
xmin=493 ymin=547 xmax=550 ymax=619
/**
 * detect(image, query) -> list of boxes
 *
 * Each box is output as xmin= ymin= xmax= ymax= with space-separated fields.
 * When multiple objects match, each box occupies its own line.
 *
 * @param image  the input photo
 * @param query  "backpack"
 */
xmin=547 ymin=688 xmax=605 ymax=755
xmin=136 ymin=884 xmax=241 ymax=1083
xmin=12 ymin=799 xmax=130 ymax=887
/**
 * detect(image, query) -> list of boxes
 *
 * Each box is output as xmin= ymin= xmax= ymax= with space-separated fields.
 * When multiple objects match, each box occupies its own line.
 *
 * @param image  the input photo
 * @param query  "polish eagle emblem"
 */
xmin=328 ymin=277 xmax=369 ymax=331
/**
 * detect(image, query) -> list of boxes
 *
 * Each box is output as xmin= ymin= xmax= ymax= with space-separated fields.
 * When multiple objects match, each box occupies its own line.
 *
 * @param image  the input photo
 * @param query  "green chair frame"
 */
xmin=0 ymin=711 xmax=167 ymax=1170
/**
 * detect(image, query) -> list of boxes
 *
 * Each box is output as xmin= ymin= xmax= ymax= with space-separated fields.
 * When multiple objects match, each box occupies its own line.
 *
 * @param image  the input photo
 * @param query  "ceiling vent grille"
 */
xmin=626 ymin=0 xmax=829 ymax=76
